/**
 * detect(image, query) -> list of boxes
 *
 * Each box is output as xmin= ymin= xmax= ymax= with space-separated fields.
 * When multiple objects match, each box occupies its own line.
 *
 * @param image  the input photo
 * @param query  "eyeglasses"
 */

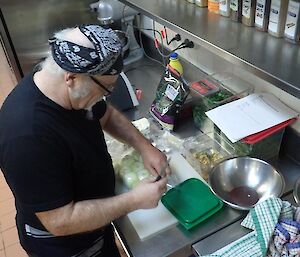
xmin=90 ymin=76 xmax=113 ymax=97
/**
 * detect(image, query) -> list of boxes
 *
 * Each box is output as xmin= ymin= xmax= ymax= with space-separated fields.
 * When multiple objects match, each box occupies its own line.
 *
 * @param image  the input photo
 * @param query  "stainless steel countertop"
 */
xmin=118 ymin=0 xmax=300 ymax=99
xmin=192 ymin=193 xmax=297 ymax=256
xmin=114 ymin=58 xmax=300 ymax=257
xmin=114 ymin=144 xmax=300 ymax=257
xmin=115 ymin=204 xmax=246 ymax=257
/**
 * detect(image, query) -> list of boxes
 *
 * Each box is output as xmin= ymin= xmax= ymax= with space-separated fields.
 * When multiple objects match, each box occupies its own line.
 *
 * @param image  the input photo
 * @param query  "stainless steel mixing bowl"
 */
xmin=209 ymin=157 xmax=285 ymax=210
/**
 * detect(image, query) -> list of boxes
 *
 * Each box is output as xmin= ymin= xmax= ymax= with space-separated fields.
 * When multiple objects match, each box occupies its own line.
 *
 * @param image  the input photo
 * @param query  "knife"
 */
xmin=154 ymin=158 xmax=170 ymax=182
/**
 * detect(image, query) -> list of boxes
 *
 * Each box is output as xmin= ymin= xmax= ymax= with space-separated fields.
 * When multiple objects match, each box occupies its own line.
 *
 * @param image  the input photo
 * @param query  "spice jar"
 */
xmin=208 ymin=0 xmax=220 ymax=14
xmin=284 ymin=0 xmax=300 ymax=43
xmin=255 ymin=0 xmax=272 ymax=31
xmin=268 ymin=0 xmax=288 ymax=37
xmin=196 ymin=0 xmax=208 ymax=7
xmin=230 ymin=0 xmax=243 ymax=21
xmin=219 ymin=0 xmax=231 ymax=16
xmin=242 ymin=0 xmax=256 ymax=26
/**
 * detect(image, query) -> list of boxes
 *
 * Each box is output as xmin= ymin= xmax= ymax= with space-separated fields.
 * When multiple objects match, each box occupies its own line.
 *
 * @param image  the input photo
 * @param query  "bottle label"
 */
xmin=268 ymin=0 xmax=281 ymax=33
xmin=285 ymin=0 xmax=300 ymax=38
xmin=255 ymin=0 xmax=267 ymax=27
xmin=165 ymin=84 xmax=179 ymax=101
xmin=242 ymin=0 xmax=252 ymax=19
xmin=230 ymin=0 xmax=238 ymax=11
xmin=220 ymin=0 xmax=229 ymax=12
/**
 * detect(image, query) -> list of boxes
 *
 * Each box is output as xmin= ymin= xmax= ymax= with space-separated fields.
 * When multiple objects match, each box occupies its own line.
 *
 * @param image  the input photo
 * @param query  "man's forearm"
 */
xmin=37 ymin=191 xmax=137 ymax=236
xmin=102 ymin=105 xmax=150 ymax=153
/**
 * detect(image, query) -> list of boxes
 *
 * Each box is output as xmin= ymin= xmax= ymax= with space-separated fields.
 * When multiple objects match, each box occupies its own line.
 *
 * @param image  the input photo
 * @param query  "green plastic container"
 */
xmin=161 ymin=178 xmax=223 ymax=230
xmin=216 ymin=118 xmax=297 ymax=160
xmin=191 ymin=72 xmax=253 ymax=134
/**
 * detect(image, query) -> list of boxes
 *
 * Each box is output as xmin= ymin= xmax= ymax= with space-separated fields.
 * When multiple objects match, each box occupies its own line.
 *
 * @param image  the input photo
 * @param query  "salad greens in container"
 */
xmin=191 ymin=72 xmax=254 ymax=134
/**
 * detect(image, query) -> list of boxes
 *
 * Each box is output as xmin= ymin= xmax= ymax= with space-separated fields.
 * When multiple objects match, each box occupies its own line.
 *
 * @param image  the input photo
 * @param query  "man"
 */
xmin=0 ymin=24 xmax=169 ymax=257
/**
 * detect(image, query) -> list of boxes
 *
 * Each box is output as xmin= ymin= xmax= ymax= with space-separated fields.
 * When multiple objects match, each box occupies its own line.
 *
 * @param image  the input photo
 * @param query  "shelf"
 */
xmin=119 ymin=0 xmax=300 ymax=98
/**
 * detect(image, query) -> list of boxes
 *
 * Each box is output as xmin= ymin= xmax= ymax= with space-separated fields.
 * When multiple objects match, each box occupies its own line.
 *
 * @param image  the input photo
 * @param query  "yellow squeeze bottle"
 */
xmin=169 ymin=52 xmax=184 ymax=76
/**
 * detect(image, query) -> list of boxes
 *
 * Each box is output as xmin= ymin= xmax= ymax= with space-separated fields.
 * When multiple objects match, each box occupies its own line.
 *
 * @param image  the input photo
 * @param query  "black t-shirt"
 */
xmin=0 ymin=73 xmax=116 ymax=255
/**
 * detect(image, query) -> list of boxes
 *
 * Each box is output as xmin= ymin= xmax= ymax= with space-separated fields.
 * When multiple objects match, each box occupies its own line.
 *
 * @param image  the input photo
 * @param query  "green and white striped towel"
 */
xmin=201 ymin=197 xmax=294 ymax=257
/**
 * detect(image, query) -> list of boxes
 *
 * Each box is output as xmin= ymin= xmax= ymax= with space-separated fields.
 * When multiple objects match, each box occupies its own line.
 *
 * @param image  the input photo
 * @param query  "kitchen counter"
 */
xmin=115 ymin=205 xmax=245 ymax=257
xmin=192 ymin=193 xmax=298 ymax=256
xmin=114 ymin=58 xmax=300 ymax=257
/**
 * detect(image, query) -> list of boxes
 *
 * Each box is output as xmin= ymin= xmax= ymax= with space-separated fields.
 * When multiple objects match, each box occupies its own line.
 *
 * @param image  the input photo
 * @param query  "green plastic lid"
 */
xmin=161 ymin=178 xmax=223 ymax=230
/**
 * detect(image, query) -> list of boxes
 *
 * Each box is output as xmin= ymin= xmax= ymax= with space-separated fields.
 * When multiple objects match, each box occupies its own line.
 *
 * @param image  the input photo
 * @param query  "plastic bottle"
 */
xmin=230 ymin=0 xmax=243 ymax=22
xmin=268 ymin=0 xmax=289 ymax=37
xmin=208 ymin=0 xmax=220 ymax=14
xmin=255 ymin=0 xmax=272 ymax=31
xmin=284 ymin=0 xmax=300 ymax=43
xmin=169 ymin=52 xmax=184 ymax=76
xmin=219 ymin=0 xmax=231 ymax=16
xmin=242 ymin=0 xmax=257 ymax=26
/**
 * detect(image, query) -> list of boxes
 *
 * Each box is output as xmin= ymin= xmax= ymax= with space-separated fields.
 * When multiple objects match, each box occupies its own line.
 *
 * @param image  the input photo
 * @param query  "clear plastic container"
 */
xmin=183 ymin=133 xmax=235 ymax=182
xmin=190 ymin=72 xmax=254 ymax=133
xmin=218 ymin=118 xmax=297 ymax=160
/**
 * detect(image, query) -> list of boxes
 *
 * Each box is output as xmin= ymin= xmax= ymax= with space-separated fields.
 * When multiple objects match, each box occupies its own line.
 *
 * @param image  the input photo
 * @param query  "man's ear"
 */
xmin=65 ymin=72 xmax=77 ymax=88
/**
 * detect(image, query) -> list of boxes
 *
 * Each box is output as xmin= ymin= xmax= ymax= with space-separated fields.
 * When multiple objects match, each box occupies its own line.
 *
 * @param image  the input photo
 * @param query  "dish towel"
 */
xmin=201 ymin=197 xmax=300 ymax=257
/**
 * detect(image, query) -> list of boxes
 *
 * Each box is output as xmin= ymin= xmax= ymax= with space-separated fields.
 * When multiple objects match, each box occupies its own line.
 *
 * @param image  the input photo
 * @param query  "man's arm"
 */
xmin=36 ymin=177 xmax=167 ymax=236
xmin=101 ymin=104 xmax=170 ymax=176
xmin=100 ymin=104 xmax=149 ymax=153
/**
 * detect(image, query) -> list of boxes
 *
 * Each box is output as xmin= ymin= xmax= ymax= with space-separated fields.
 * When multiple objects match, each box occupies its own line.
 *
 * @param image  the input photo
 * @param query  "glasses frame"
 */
xmin=89 ymin=76 xmax=112 ymax=96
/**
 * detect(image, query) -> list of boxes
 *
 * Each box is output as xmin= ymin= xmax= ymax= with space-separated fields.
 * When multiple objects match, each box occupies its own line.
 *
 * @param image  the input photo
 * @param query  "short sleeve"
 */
xmin=2 ymin=135 xmax=73 ymax=213
xmin=92 ymin=100 xmax=107 ymax=120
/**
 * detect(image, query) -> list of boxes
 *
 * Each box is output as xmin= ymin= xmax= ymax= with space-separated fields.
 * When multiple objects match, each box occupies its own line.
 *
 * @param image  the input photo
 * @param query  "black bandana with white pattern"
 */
xmin=49 ymin=24 xmax=123 ymax=75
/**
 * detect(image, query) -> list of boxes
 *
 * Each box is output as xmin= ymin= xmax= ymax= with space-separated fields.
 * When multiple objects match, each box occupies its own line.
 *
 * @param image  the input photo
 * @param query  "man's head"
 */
xmin=41 ymin=24 xmax=123 ymax=111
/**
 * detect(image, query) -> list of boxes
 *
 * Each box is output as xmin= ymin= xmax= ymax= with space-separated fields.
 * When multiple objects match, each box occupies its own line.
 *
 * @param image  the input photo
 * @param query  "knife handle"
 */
xmin=154 ymin=175 xmax=162 ymax=182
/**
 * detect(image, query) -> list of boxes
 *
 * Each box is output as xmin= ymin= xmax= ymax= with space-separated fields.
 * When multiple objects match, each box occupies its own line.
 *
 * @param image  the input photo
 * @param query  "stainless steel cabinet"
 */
xmin=1 ymin=0 xmax=97 ymax=76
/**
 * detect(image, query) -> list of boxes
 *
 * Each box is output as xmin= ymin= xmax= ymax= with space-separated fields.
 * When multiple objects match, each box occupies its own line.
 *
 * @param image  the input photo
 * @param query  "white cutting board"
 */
xmin=127 ymin=152 xmax=206 ymax=241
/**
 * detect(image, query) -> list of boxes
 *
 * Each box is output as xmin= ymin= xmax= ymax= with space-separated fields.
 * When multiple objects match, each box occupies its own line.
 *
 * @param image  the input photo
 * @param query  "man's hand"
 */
xmin=129 ymin=176 xmax=168 ymax=209
xmin=140 ymin=144 xmax=171 ymax=177
xmin=36 ymin=176 xmax=167 ymax=237
xmin=100 ymin=105 xmax=171 ymax=178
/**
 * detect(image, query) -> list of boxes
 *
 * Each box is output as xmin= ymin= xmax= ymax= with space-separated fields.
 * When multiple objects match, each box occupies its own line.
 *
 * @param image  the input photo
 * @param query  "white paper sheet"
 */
xmin=205 ymin=93 xmax=298 ymax=143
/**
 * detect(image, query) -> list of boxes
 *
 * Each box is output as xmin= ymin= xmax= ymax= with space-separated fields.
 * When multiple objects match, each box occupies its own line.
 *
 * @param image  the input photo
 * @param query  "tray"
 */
xmin=161 ymin=178 xmax=223 ymax=230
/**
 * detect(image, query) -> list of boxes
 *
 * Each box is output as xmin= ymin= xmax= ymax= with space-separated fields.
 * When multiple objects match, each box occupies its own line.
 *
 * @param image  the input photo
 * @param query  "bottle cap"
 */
xmin=170 ymin=52 xmax=178 ymax=59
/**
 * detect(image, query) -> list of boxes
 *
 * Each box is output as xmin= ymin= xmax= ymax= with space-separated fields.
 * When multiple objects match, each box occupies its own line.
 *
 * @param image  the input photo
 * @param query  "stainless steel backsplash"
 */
xmin=1 ymin=0 xmax=97 ymax=75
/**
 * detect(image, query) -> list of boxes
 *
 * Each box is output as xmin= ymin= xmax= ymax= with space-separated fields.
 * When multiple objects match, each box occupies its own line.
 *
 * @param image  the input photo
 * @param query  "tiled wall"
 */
xmin=140 ymin=15 xmax=300 ymax=133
